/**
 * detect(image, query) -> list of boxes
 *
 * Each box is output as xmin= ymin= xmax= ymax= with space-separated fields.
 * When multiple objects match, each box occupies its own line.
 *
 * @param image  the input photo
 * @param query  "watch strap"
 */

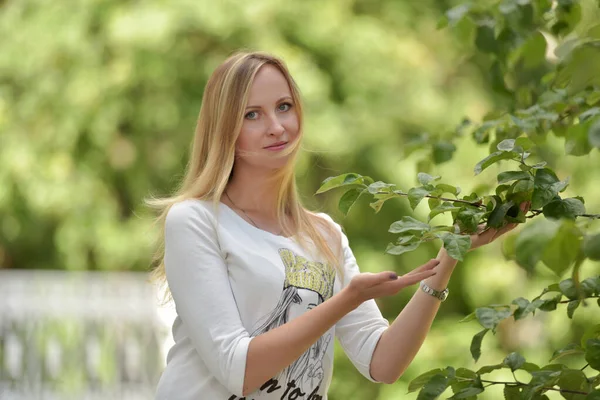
xmin=420 ymin=280 xmax=449 ymax=301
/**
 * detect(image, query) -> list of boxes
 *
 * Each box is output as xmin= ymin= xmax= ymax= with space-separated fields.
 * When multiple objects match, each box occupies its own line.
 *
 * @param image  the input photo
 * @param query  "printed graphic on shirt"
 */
xmin=229 ymin=248 xmax=336 ymax=400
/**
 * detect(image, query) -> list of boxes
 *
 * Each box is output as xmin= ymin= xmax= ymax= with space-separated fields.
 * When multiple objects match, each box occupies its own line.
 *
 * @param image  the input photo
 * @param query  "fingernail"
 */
xmin=389 ymin=273 xmax=398 ymax=280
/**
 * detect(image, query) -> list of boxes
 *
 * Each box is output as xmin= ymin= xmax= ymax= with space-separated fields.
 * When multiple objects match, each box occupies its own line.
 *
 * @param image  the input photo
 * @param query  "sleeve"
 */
xmin=164 ymin=201 xmax=251 ymax=397
xmin=320 ymin=214 xmax=390 ymax=382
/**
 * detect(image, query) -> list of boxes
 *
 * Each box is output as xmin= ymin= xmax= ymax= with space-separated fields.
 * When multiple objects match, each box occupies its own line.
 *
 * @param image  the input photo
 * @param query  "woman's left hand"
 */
xmin=469 ymin=201 xmax=530 ymax=251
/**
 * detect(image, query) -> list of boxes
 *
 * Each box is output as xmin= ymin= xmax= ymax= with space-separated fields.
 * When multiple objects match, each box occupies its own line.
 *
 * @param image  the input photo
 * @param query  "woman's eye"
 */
xmin=245 ymin=111 xmax=258 ymax=120
xmin=278 ymin=102 xmax=292 ymax=112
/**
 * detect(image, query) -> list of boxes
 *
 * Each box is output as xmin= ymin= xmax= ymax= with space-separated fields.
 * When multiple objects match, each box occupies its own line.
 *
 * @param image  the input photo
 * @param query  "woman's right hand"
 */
xmin=344 ymin=259 xmax=440 ymax=307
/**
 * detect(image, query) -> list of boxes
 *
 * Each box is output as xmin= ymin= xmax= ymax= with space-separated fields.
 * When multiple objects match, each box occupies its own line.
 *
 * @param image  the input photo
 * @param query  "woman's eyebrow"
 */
xmin=245 ymin=96 xmax=293 ymax=109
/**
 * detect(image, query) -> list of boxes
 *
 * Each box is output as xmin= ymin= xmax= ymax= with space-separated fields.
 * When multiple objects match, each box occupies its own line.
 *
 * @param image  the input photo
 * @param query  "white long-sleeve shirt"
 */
xmin=154 ymin=199 xmax=389 ymax=400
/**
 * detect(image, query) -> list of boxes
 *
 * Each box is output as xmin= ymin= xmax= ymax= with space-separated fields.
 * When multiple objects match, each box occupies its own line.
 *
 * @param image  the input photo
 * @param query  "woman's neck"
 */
xmin=225 ymin=168 xmax=281 ymax=216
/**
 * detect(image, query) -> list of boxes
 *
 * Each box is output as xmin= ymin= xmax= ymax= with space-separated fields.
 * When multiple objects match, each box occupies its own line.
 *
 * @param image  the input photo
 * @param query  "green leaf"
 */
xmin=338 ymin=188 xmax=363 ymax=216
xmin=475 ymin=26 xmax=498 ymax=54
xmin=512 ymin=297 xmax=531 ymax=320
xmin=559 ymin=278 xmax=579 ymax=300
xmin=550 ymin=343 xmax=585 ymax=362
xmin=459 ymin=312 xmax=476 ymax=324
xmin=585 ymin=389 xmax=600 ymax=399
xmin=515 ymin=218 xmax=560 ymax=273
xmin=590 ymin=117 xmax=600 ymax=148
xmin=367 ymin=181 xmax=396 ymax=194
xmin=451 ymin=386 xmax=483 ymax=399
xmin=416 ymin=373 xmax=450 ymax=400
xmin=538 ymin=294 xmax=562 ymax=311
xmin=445 ymin=4 xmax=471 ymax=26
xmin=581 ymin=325 xmax=600 ymax=349
xmin=497 ymin=139 xmax=516 ymax=151
xmin=521 ymin=362 xmax=540 ymax=372
xmin=515 ymin=136 xmax=535 ymax=150
xmin=317 ymin=173 xmax=372 ymax=194
xmin=389 ymin=217 xmax=431 ymax=234
xmin=556 ymin=369 xmax=589 ymax=400
xmin=450 ymin=368 xmax=480 ymax=398
xmin=583 ymin=233 xmax=600 ymax=261
xmin=497 ymin=171 xmax=531 ymax=184
xmin=475 ymin=307 xmax=512 ymax=330
xmin=488 ymin=200 xmax=515 ymax=228
xmin=520 ymin=31 xmax=547 ymax=68
xmin=541 ymin=220 xmax=582 ymax=276
xmin=418 ymin=172 xmax=441 ymax=186
xmin=567 ymin=300 xmax=580 ymax=319
xmin=436 ymin=183 xmax=460 ymax=196
xmin=408 ymin=187 xmax=432 ymax=210
xmin=503 ymin=352 xmax=526 ymax=371
xmin=581 ymin=276 xmax=600 ymax=296
xmin=477 ymin=363 xmax=504 ymax=374
xmin=432 ymin=141 xmax=457 ymax=164
xmin=586 ymin=339 xmax=600 ymax=371
xmin=386 ymin=241 xmax=422 ymax=255
xmin=566 ymin=122 xmax=593 ymax=156
xmin=438 ymin=232 xmax=471 ymax=261
xmin=470 ymin=329 xmax=489 ymax=362
xmin=526 ymin=369 xmax=563 ymax=392
xmin=503 ymin=385 xmax=521 ymax=399
xmin=579 ymin=107 xmax=600 ymax=122
xmin=409 ymin=368 xmax=444 ymax=393
xmin=429 ymin=202 xmax=461 ymax=222
xmin=370 ymin=192 xmax=398 ymax=213
xmin=456 ymin=207 xmax=486 ymax=233
xmin=542 ymin=198 xmax=586 ymax=219
xmin=474 ymin=151 xmax=519 ymax=175
xmin=532 ymin=168 xmax=568 ymax=209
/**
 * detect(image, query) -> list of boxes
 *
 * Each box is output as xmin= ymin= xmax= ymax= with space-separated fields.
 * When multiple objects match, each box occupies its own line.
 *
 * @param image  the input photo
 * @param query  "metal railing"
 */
xmin=0 ymin=270 xmax=172 ymax=400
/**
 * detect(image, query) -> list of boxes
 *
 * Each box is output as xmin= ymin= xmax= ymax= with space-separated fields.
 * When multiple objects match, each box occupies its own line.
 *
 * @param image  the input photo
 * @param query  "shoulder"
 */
xmin=166 ymin=199 xmax=219 ymax=230
xmin=309 ymin=211 xmax=343 ymax=233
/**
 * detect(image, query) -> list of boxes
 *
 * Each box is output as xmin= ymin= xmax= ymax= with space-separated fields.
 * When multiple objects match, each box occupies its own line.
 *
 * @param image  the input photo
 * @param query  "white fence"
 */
xmin=0 ymin=270 xmax=174 ymax=400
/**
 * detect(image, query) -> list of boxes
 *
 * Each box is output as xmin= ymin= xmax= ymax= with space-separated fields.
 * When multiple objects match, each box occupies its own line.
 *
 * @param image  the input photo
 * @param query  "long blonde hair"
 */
xmin=146 ymin=50 xmax=342 ymax=302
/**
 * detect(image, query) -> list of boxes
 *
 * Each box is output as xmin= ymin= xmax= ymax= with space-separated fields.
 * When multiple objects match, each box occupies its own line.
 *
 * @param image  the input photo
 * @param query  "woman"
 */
xmin=150 ymin=51 xmax=519 ymax=399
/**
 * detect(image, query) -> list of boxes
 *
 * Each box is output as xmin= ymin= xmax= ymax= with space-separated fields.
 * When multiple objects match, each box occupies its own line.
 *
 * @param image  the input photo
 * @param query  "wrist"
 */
xmin=437 ymin=247 xmax=457 ymax=265
xmin=339 ymin=285 xmax=363 ymax=311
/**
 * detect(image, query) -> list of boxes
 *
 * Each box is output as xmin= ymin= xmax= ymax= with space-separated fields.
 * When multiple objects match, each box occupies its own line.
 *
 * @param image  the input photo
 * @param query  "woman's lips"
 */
xmin=264 ymin=142 xmax=288 ymax=151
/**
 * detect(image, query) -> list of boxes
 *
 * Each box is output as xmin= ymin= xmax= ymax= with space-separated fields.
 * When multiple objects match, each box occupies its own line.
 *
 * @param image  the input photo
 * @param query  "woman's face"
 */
xmin=235 ymin=64 xmax=300 ymax=170
xmin=288 ymin=288 xmax=320 ymax=321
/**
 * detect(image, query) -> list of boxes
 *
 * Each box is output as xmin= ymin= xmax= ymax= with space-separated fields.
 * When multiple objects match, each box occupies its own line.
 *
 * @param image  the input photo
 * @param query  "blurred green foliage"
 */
xmin=1 ymin=0 xmax=599 ymax=399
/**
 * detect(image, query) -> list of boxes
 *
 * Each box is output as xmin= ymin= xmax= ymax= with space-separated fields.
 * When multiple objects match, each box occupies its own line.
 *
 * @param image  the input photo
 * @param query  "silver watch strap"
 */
xmin=420 ymin=280 xmax=449 ymax=301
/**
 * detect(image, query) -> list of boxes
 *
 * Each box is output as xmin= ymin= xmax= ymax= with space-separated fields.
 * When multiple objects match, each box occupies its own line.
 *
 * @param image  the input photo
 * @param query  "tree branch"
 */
xmin=380 ymin=190 xmax=487 ymax=207
xmin=478 ymin=379 xmax=590 ymax=395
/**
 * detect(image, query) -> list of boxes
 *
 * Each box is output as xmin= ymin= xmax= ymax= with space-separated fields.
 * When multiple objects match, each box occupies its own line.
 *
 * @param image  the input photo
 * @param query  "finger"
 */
xmin=358 ymin=271 xmax=400 ymax=287
xmin=405 ymin=259 xmax=440 ymax=276
xmin=396 ymin=269 xmax=437 ymax=288
xmin=478 ymin=223 xmax=495 ymax=234
xmin=493 ymin=222 xmax=519 ymax=240
xmin=478 ymin=227 xmax=497 ymax=243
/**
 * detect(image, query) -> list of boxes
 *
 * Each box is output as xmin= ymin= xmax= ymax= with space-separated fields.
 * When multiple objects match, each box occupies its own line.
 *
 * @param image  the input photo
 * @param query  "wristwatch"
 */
xmin=420 ymin=280 xmax=449 ymax=301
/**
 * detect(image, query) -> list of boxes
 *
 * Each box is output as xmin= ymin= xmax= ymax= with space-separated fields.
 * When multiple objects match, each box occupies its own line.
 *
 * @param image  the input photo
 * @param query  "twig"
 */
xmin=375 ymin=190 xmax=487 ymax=208
xmin=559 ymin=296 xmax=599 ymax=304
xmin=478 ymin=379 xmax=589 ymax=395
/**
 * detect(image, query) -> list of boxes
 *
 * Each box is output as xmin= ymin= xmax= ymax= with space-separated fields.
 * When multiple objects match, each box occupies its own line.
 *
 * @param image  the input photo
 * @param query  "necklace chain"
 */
xmin=225 ymin=191 xmax=283 ymax=236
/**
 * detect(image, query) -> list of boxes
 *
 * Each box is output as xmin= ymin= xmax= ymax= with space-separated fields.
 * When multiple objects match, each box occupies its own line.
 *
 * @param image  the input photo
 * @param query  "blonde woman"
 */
xmin=150 ymin=51 xmax=519 ymax=400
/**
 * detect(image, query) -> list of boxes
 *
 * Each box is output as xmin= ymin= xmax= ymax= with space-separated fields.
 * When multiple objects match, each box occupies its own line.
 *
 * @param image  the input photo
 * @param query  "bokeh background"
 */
xmin=1 ymin=0 xmax=599 ymax=399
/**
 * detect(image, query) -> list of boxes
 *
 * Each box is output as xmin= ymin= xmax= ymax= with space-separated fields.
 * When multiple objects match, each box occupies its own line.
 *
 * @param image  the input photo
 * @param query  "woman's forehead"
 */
xmin=247 ymin=65 xmax=292 ymax=103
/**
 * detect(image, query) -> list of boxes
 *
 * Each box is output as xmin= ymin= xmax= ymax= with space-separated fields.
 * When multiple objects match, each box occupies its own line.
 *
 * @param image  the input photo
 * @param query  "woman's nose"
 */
xmin=266 ymin=114 xmax=285 ymax=136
